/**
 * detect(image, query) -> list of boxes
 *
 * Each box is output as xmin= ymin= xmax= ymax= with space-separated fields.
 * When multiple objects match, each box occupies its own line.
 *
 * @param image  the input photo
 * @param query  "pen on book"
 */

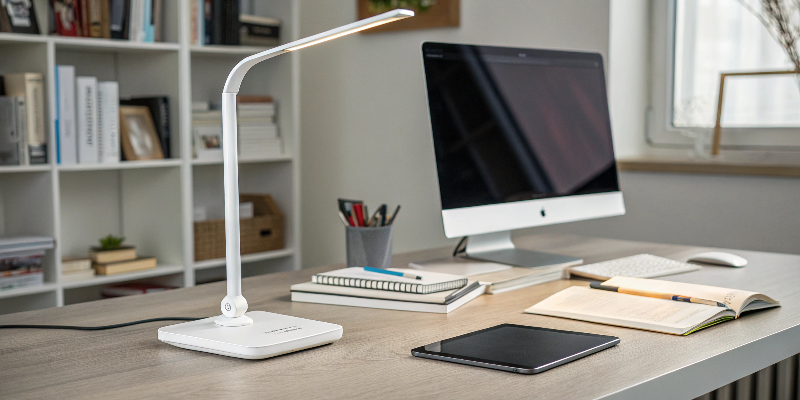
xmin=589 ymin=282 xmax=728 ymax=308
xmin=363 ymin=266 xmax=422 ymax=280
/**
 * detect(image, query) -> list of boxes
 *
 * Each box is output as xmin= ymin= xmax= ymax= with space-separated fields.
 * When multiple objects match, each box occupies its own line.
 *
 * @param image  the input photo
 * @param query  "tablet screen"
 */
xmin=412 ymin=324 xmax=619 ymax=374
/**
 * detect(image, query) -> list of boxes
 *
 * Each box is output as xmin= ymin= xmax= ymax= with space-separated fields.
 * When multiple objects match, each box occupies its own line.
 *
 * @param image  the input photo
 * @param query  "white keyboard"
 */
xmin=569 ymin=254 xmax=701 ymax=280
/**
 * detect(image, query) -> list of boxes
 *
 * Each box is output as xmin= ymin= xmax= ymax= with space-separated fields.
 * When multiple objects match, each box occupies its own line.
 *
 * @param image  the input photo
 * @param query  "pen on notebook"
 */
xmin=363 ymin=266 xmax=422 ymax=280
xmin=589 ymin=282 xmax=728 ymax=308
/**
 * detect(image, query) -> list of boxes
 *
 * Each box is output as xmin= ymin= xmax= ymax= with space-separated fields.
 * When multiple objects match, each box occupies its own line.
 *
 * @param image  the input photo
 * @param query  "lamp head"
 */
xmin=223 ymin=9 xmax=414 ymax=93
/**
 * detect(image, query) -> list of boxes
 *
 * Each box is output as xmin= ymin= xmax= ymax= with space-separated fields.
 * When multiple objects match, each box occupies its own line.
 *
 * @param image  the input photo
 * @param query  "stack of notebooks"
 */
xmin=237 ymin=99 xmax=282 ymax=160
xmin=409 ymin=257 xmax=576 ymax=294
xmin=291 ymin=267 xmax=486 ymax=313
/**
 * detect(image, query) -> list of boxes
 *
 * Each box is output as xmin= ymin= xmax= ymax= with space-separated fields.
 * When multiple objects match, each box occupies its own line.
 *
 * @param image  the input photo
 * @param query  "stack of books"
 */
xmin=409 ymin=257 xmax=578 ymax=294
xmin=291 ymin=267 xmax=486 ymax=313
xmin=238 ymin=98 xmax=281 ymax=160
xmin=61 ymin=257 xmax=95 ymax=282
xmin=0 ymin=73 xmax=48 ymax=165
xmin=192 ymin=97 xmax=282 ymax=161
xmin=0 ymin=236 xmax=55 ymax=291
xmin=90 ymin=247 xmax=156 ymax=275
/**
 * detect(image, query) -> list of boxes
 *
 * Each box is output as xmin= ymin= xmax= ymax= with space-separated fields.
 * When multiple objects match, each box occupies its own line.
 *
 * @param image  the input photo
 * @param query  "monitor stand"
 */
xmin=464 ymin=231 xmax=582 ymax=269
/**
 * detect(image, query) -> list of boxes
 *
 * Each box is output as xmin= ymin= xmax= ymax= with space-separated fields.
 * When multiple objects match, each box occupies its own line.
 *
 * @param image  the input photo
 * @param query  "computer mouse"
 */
xmin=687 ymin=252 xmax=747 ymax=268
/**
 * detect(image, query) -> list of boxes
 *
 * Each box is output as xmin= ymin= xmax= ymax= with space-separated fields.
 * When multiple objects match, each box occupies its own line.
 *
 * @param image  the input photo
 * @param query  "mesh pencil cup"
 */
xmin=345 ymin=224 xmax=393 ymax=269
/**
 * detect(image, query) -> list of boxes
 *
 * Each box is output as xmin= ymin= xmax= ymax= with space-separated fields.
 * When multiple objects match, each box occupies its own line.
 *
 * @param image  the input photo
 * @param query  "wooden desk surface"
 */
xmin=1 ymin=234 xmax=799 ymax=399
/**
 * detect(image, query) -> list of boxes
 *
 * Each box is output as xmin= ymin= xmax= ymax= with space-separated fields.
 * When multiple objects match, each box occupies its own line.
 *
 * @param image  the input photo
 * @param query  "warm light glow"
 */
xmin=286 ymin=18 xmax=406 ymax=51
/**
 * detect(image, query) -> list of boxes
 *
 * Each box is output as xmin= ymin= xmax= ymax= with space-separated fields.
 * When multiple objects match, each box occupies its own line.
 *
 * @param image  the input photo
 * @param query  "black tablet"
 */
xmin=411 ymin=324 xmax=619 ymax=374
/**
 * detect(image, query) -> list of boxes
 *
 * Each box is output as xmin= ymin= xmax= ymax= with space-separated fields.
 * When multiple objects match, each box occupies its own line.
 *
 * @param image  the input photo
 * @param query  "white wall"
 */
xmin=298 ymin=0 xmax=613 ymax=268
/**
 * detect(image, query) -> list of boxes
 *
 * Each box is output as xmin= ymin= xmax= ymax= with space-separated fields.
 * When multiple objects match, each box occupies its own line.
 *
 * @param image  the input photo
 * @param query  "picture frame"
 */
xmin=192 ymin=124 xmax=223 ymax=161
xmin=357 ymin=0 xmax=459 ymax=33
xmin=119 ymin=106 xmax=164 ymax=161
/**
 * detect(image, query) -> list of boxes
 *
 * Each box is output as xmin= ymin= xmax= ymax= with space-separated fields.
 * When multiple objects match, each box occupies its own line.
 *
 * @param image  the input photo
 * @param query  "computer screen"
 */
xmin=422 ymin=43 xmax=619 ymax=211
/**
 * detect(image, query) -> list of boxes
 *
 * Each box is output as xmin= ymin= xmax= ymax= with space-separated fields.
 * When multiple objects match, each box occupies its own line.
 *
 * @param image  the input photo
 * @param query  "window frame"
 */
xmin=647 ymin=0 xmax=800 ymax=151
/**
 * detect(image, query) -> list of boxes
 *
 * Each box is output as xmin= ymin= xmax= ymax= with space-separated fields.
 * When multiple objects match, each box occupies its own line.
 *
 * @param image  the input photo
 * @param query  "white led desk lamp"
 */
xmin=158 ymin=9 xmax=414 ymax=359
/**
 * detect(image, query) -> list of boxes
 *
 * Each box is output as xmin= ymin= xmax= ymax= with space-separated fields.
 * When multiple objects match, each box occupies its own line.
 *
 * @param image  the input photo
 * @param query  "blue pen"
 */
xmin=363 ymin=267 xmax=422 ymax=280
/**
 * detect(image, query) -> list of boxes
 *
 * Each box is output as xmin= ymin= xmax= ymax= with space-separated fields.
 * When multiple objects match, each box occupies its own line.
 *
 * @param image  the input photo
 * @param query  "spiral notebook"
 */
xmin=311 ymin=268 xmax=468 ymax=294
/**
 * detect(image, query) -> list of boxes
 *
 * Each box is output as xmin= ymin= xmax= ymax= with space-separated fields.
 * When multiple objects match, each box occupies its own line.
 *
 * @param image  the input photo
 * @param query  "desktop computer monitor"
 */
xmin=421 ymin=42 xmax=625 ymax=268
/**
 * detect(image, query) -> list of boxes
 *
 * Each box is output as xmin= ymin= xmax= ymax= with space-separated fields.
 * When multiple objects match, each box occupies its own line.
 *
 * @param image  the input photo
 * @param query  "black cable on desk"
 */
xmin=0 ymin=317 xmax=203 ymax=330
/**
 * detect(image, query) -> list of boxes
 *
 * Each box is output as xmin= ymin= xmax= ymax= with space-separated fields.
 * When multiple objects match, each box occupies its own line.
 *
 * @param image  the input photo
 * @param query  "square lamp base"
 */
xmin=158 ymin=311 xmax=343 ymax=359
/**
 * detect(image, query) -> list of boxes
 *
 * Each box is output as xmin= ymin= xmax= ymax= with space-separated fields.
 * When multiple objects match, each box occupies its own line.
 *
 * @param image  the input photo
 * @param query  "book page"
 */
xmin=603 ymin=277 xmax=778 ymax=314
xmin=526 ymin=286 xmax=726 ymax=333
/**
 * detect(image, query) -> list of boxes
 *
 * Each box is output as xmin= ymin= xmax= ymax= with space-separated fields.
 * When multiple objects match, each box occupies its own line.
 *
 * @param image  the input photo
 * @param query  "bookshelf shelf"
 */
xmin=190 ymin=45 xmax=272 ymax=56
xmin=193 ymin=248 xmax=294 ymax=270
xmin=191 ymin=154 xmax=292 ymax=166
xmin=61 ymin=265 xmax=186 ymax=289
xmin=0 ymin=33 xmax=48 ymax=44
xmin=52 ymin=37 xmax=180 ymax=53
xmin=57 ymin=159 xmax=183 ymax=172
xmin=0 ymin=282 xmax=58 ymax=300
xmin=0 ymin=1 xmax=301 ymax=314
xmin=0 ymin=165 xmax=51 ymax=173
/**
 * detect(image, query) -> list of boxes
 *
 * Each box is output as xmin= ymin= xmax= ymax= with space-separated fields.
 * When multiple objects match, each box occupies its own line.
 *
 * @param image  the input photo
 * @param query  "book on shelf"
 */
xmin=525 ymin=277 xmax=781 ymax=335
xmin=50 ymin=0 xmax=162 ymax=42
xmin=62 ymin=268 xmax=95 ymax=282
xmin=90 ymin=246 xmax=137 ymax=263
xmin=0 ymin=249 xmax=46 ymax=290
xmin=101 ymin=283 xmax=172 ymax=297
xmin=62 ymin=257 xmax=92 ymax=273
xmin=312 ymin=268 xmax=469 ymax=294
xmin=3 ymin=73 xmax=47 ymax=164
xmin=76 ymin=76 xmax=98 ymax=163
xmin=0 ymin=0 xmax=40 ymax=34
xmin=0 ymin=236 xmax=55 ymax=253
xmin=0 ymin=96 xmax=24 ymax=165
xmin=291 ymin=281 xmax=486 ymax=314
xmin=191 ymin=0 xmax=280 ymax=46
xmin=239 ymin=14 xmax=280 ymax=47
xmin=97 ymin=81 xmax=120 ymax=163
xmin=53 ymin=0 xmax=81 ymax=36
xmin=120 ymin=96 xmax=170 ymax=158
xmin=56 ymin=65 xmax=78 ymax=165
xmin=94 ymin=256 xmax=157 ymax=275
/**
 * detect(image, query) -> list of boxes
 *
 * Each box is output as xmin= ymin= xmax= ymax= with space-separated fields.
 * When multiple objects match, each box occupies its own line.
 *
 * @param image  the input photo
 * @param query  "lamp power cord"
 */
xmin=0 ymin=317 xmax=203 ymax=330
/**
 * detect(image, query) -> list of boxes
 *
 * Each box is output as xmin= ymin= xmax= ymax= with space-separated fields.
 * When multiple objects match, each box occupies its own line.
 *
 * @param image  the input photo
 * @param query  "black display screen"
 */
xmin=422 ymin=42 xmax=620 ymax=210
xmin=412 ymin=324 xmax=619 ymax=373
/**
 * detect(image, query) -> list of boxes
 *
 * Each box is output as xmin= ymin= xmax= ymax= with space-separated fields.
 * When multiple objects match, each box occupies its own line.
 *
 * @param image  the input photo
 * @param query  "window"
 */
xmin=648 ymin=0 xmax=800 ymax=150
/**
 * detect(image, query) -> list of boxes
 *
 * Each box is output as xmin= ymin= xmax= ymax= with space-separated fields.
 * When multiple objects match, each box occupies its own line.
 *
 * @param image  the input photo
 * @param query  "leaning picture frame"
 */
xmin=119 ymin=106 xmax=164 ymax=160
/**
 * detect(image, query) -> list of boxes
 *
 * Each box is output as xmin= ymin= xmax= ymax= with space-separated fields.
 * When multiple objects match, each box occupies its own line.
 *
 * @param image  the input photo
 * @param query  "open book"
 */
xmin=525 ymin=277 xmax=779 ymax=335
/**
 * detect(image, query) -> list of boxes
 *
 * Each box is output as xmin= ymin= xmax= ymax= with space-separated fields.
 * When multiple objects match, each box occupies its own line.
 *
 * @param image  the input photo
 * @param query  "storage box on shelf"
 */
xmin=0 ymin=1 xmax=300 ymax=315
xmin=194 ymin=194 xmax=284 ymax=261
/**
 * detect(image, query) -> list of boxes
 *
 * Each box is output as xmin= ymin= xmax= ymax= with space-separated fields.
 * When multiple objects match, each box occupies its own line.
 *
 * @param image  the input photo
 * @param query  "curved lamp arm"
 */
xmin=218 ymin=9 xmax=413 ymax=321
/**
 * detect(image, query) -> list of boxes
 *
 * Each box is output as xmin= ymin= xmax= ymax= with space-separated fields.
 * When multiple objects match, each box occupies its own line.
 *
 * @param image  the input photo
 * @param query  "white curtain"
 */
xmin=673 ymin=0 xmax=800 ymax=128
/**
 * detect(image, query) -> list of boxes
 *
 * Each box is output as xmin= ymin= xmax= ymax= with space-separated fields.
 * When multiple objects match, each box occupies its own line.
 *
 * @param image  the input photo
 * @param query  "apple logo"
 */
xmin=540 ymin=208 xmax=546 ymax=217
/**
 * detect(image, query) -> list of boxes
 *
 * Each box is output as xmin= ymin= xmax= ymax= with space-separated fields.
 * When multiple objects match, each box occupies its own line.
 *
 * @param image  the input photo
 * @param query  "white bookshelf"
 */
xmin=0 ymin=0 xmax=301 ymax=314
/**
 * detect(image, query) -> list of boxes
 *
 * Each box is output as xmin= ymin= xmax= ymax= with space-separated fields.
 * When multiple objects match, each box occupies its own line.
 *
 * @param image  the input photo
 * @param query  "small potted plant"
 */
xmin=90 ymin=234 xmax=137 ymax=264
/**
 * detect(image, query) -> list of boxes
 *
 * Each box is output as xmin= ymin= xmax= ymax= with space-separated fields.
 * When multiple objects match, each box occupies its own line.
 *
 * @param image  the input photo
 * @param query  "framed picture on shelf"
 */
xmin=119 ymin=106 xmax=165 ymax=160
xmin=193 ymin=125 xmax=223 ymax=161
xmin=0 ymin=0 xmax=40 ymax=34
xmin=357 ymin=0 xmax=459 ymax=33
